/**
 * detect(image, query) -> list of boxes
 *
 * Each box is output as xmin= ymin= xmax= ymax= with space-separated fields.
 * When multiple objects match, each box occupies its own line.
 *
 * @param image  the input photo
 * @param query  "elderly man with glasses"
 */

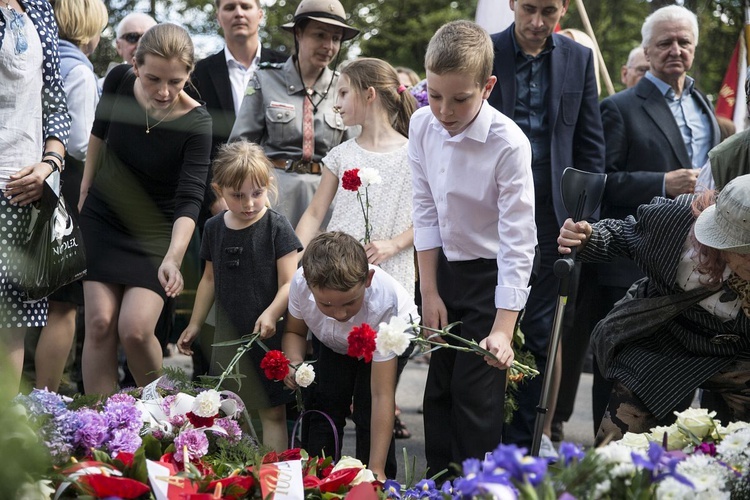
xmin=99 ymin=12 xmax=156 ymax=86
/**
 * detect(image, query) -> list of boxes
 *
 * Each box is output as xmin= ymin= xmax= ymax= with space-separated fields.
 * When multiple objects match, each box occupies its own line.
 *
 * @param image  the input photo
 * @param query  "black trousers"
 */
xmin=305 ymin=342 xmax=408 ymax=479
xmin=424 ymin=252 xmax=506 ymax=475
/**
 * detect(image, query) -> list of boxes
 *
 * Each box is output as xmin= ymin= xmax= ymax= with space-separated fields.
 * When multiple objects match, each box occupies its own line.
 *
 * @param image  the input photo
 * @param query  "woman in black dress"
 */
xmin=78 ymin=23 xmax=211 ymax=394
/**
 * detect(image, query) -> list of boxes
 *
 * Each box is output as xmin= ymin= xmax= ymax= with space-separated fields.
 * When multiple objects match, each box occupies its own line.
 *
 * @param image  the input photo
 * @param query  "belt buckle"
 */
xmin=287 ymin=160 xmax=313 ymax=174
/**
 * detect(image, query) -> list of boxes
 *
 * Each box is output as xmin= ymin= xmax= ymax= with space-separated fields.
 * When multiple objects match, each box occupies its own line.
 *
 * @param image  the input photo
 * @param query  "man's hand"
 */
xmin=665 ymin=168 xmax=698 ymax=197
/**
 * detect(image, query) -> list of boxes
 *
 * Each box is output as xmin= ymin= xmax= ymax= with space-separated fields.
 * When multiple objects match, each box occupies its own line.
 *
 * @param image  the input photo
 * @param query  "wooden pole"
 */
xmin=574 ymin=0 xmax=615 ymax=96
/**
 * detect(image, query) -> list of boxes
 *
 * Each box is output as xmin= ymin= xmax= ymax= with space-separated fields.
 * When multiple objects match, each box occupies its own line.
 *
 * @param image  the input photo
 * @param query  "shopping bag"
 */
xmin=18 ymin=187 xmax=87 ymax=302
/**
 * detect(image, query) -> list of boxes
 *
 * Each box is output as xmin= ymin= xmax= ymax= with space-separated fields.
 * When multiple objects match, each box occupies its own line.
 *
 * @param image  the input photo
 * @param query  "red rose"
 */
xmin=342 ymin=169 xmax=362 ymax=191
xmin=260 ymin=350 xmax=290 ymax=380
xmin=78 ymin=474 xmax=151 ymax=499
xmin=186 ymin=411 xmax=216 ymax=428
xmin=347 ymin=323 xmax=377 ymax=363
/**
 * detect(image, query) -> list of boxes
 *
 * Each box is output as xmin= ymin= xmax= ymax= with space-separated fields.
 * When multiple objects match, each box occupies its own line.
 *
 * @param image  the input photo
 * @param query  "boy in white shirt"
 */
xmin=408 ymin=20 xmax=537 ymax=475
xmin=282 ymin=231 xmax=418 ymax=481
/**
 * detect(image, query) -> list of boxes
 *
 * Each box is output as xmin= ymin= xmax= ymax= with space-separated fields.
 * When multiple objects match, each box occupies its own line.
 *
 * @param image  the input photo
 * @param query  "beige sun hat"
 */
xmin=281 ymin=0 xmax=360 ymax=41
xmin=694 ymin=174 xmax=750 ymax=254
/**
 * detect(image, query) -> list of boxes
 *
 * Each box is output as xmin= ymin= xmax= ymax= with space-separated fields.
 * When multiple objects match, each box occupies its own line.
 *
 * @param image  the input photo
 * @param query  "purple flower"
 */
xmin=694 ymin=442 xmax=717 ymax=456
xmin=632 ymin=442 xmax=694 ymax=488
xmin=213 ymin=417 xmax=242 ymax=444
xmin=108 ymin=428 xmax=142 ymax=456
xmin=454 ymin=458 xmax=482 ymax=496
xmin=72 ymin=408 xmax=109 ymax=451
xmin=174 ymin=429 xmax=209 ymax=463
xmin=105 ymin=401 xmax=142 ymax=433
xmin=169 ymin=413 xmax=188 ymax=428
xmin=489 ymin=444 xmax=548 ymax=487
xmin=16 ymin=389 xmax=68 ymax=418
xmin=106 ymin=393 xmax=136 ymax=406
xmin=383 ymin=479 xmax=402 ymax=499
xmin=409 ymin=80 xmax=429 ymax=109
xmin=559 ymin=441 xmax=586 ymax=466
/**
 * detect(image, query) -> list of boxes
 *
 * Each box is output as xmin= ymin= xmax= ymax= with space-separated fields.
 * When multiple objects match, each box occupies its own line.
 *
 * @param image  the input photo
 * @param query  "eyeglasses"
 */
xmin=119 ymin=32 xmax=143 ymax=44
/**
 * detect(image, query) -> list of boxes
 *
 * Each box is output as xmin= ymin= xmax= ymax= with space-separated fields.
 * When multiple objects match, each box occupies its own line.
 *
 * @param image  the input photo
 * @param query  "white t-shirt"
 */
xmin=288 ymin=265 xmax=420 ymax=362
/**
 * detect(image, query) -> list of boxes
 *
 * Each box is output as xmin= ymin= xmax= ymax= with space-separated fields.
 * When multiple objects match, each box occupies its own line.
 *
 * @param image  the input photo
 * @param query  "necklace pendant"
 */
xmin=146 ymin=129 xmax=150 ymax=134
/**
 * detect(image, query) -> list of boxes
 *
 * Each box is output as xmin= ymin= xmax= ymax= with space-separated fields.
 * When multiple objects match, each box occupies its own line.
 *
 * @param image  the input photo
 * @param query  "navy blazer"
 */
xmin=597 ymin=77 xmax=720 ymax=288
xmin=488 ymin=25 xmax=605 ymax=226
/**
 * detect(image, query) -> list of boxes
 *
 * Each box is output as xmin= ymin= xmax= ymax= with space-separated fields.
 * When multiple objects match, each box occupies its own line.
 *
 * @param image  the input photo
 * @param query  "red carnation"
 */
xmin=260 ymin=350 xmax=290 ymax=380
xmin=342 ymin=169 xmax=362 ymax=191
xmin=347 ymin=323 xmax=377 ymax=363
xmin=186 ymin=411 xmax=216 ymax=428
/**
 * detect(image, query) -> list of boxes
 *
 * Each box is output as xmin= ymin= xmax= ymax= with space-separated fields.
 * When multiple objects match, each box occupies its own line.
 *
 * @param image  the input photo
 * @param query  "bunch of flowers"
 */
xmin=409 ymin=79 xmax=429 ymax=108
xmin=14 ymin=389 xmax=143 ymax=465
xmin=347 ymin=317 xmax=539 ymax=382
xmin=383 ymin=407 xmax=750 ymax=500
xmin=341 ymin=167 xmax=382 ymax=244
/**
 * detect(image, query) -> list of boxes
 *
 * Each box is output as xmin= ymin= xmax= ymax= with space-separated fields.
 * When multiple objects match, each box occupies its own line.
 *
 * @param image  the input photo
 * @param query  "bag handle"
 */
xmin=290 ymin=409 xmax=340 ymax=462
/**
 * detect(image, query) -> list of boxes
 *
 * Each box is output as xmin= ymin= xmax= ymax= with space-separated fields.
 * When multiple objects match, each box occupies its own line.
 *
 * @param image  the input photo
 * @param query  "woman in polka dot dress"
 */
xmin=0 ymin=0 xmax=71 ymax=391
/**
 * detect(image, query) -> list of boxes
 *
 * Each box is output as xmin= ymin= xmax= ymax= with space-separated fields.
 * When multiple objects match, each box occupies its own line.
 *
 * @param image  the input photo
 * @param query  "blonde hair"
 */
xmin=212 ymin=140 xmax=277 ymax=205
xmin=135 ymin=23 xmax=195 ymax=73
xmin=425 ymin=20 xmax=493 ymax=84
xmin=395 ymin=66 xmax=420 ymax=87
xmin=340 ymin=58 xmax=416 ymax=137
xmin=53 ymin=0 xmax=108 ymax=49
xmin=302 ymin=232 xmax=369 ymax=291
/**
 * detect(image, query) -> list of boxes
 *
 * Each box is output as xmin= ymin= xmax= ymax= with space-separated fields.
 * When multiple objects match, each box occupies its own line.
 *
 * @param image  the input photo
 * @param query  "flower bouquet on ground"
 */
xmin=341 ymin=167 xmax=382 ymax=244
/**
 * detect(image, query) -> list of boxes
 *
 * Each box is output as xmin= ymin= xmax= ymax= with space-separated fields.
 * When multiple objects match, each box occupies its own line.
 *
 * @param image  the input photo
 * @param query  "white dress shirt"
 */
xmin=225 ymin=43 xmax=261 ymax=115
xmin=288 ymin=265 xmax=420 ymax=363
xmin=408 ymin=102 xmax=536 ymax=311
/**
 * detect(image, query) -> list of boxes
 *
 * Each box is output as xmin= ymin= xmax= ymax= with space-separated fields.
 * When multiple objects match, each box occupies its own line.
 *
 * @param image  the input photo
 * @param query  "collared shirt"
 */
xmin=288 ymin=265 xmax=420 ymax=363
xmin=225 ymin=43 xmax=261 ymax=115
xmin=511 ymin=28 xmax=554 ymax=196
xmin=645 ymin=72 xmax=711 ymax=170
xmin=408 ymin=103 xmax=537 ymax=311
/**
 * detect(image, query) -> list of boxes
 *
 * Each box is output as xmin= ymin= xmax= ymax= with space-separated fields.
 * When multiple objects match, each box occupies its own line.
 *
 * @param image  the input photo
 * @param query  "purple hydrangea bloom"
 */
xmin=16 ymin=388 xmax=68 ymax=419
xmin=104 ymin=401 xmax=143 ymax=433
xmin=213 ymin=417 xmax=242 ymax=444
xmin=106 ymin=393 xmax=136 ymax=406
xmin=108 ymin=428 xmax=142 ymax=456
xmin=72 ymin=408 xmax=109 ymax=451
xmin=174 ymin=429 xmax=209 ymax=463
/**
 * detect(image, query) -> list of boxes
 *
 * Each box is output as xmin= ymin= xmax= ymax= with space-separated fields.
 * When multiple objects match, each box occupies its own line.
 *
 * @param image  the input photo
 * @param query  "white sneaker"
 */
xmin=538 ymin=434 xmax=559 ymax=460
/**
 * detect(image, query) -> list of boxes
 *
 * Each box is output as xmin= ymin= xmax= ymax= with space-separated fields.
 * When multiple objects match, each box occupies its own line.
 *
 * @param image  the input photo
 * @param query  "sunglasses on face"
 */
xmin=119 ymin=32 xmax=143 ymax=44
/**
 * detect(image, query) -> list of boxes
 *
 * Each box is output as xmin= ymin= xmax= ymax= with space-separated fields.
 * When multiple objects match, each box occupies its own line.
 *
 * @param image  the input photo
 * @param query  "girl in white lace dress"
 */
xmin=296 ymin=58 xmax=417 ymax=297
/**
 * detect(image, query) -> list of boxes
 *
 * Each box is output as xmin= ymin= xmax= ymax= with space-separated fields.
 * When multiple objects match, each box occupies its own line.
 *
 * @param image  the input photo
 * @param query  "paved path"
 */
xmin=164 ymin=350 xmax=596 ymax=483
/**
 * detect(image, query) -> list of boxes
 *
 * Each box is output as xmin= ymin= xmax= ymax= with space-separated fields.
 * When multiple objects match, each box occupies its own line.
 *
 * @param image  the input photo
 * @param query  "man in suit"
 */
xmin=487 ymin=0 xmax=605 ymax=453
xmin=188 ymin=0 xmax=286 ymax=224
xmin=186 ymin=0 xmax=286 ymax=377
xmin=591 ymin=5 xmax=720 ymax=433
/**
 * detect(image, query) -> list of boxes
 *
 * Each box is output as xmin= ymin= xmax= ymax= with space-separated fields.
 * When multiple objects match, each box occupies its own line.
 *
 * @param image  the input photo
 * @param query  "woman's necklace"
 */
xmin=295 ymin=59 xmax=331 ymax=114
xmin=145 ymin=96 xmax=180 ymax=134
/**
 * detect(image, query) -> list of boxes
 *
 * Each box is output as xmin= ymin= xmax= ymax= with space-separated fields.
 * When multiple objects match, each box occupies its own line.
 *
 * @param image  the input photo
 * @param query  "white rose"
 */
xmin=192 ymin=389 xmax=221 ymax=417
xmin=674 ymin=408 xmax=718 ymax=440
xmin=294 ymin=363 xmax=316 ymax=388
xmin=619 ymin=431 xmax=650 ymax=450
xmin=648 ymin=424 xmax=689 ymax=451
xmin=376 ymin=317 xmax=414 ymax=356
xmin=358 ymin=167 xmax=382 ymax=188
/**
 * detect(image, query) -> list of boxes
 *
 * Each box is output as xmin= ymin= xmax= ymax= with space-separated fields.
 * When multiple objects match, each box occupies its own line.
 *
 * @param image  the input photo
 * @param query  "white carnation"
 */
xmin=376 ymin=317 xmax=414 ymax=356
xmin=294 ymin=363 xmax=316 ymax=388
xmin=656 ymin=476 xmax=695 ymax=499
xmin=192 ymin=389 xmax=221 ymax=417
xmin=358 ymin=167 xmax=382 ymax=188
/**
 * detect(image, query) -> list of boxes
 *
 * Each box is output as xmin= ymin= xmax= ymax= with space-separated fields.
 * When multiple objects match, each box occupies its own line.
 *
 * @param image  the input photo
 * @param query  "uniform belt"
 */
xmin=269 ymin=158 xmax=322 ymax=174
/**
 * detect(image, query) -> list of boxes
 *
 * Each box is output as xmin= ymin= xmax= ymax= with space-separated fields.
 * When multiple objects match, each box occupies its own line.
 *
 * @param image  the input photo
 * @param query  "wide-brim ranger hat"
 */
xmin=694 ymin=174 xmax=750 ymax=254
xmin=281 ymin=0 xmax=360 ymax=41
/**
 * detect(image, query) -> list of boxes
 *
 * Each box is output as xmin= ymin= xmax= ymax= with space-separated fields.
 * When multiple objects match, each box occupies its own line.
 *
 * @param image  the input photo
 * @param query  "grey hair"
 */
xmin=626 ymin=45 xmax=644 ymax=67
xmin=641 ymin=5 xmax=699 ymax=48
xmin=116 ymin=12 xmax=157 ymax=38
